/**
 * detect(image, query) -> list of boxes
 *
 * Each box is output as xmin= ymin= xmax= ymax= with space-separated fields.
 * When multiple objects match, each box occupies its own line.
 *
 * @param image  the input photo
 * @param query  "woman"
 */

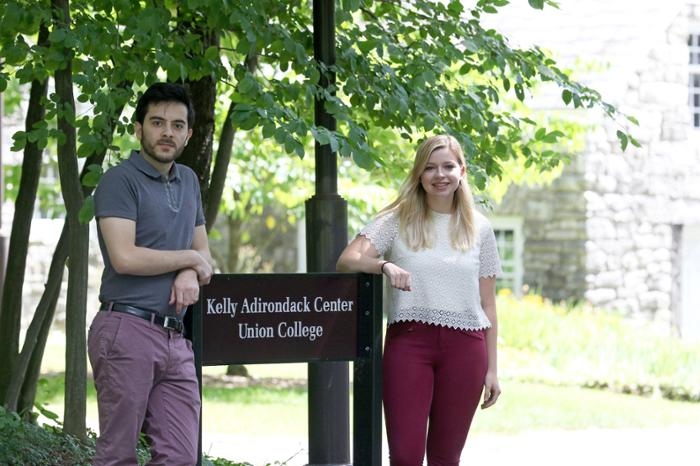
xmin=337 ymin=135 xmax=502 ymax=465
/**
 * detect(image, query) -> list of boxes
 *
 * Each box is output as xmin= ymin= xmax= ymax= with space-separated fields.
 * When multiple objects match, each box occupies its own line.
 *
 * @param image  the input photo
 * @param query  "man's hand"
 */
xmin=170 ymin=268 xmax=200 ymax=314
xmin=191 ymin=251 xmax=213 ymax=286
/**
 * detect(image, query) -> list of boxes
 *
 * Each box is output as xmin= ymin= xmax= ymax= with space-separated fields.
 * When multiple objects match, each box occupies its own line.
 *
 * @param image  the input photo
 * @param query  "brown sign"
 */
xmin=200 ymin=273 xmax=360 ymax=365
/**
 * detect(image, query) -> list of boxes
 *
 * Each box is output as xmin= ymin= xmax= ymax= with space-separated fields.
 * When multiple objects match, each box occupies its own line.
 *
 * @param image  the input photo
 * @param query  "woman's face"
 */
xmin=419 ymin=147 xmax=465 ymax=209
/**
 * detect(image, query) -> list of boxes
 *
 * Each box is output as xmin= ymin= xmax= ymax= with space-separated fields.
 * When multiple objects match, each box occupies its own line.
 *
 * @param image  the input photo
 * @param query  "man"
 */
xmin=88 ymin=82 xmax=213 ymax=466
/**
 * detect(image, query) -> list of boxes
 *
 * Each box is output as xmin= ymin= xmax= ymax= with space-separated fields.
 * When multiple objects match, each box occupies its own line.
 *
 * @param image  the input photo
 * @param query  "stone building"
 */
xmin=487 ymin=0 xmax=700 ymax=338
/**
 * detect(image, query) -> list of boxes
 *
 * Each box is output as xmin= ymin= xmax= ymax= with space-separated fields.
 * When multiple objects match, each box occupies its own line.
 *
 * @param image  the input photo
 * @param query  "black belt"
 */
xmin=100 ymin=302 xmax=184 ymax=334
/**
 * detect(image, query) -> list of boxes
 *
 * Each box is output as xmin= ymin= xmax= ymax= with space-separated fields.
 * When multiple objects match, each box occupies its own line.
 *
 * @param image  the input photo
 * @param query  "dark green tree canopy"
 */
xmin=1 ymin=0 xmax=636 ymax=191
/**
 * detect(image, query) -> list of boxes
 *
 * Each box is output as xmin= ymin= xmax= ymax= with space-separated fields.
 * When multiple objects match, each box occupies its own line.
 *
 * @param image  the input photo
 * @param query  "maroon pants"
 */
xmin=383 ymin=321 xmax=487 ymax=466
xmin=88 ymin=310 xmax=200 ymax=466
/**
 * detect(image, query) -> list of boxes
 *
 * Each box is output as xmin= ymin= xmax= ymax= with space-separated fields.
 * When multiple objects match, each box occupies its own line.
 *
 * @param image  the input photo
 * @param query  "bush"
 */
xmin=0 ymin=406 xmax=253 ymax=466
xmin=498 ymin=291 xmax=700 ymax=401
xmin=0 ymin=406 xmax=93 ymax=466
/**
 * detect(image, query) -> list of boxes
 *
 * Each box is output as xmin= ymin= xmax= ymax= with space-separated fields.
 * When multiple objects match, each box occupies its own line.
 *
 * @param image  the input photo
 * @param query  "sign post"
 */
xmin=189 ymin=272 xmax=383 ymax=465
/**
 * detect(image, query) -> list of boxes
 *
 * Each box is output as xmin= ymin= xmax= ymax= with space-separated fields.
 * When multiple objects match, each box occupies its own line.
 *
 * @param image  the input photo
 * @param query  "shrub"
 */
xmin=0 ymin=406 xmax=252 ymax=466
xmin=0 ymin=406 xmax=93 ymax=466
xmin=497 ymin=291 xmax=700 ymax=401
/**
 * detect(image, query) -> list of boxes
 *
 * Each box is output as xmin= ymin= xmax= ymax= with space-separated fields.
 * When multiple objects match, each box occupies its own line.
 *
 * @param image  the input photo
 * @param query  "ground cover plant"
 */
xmin=497 ymin=291 xmax=700 ymax=401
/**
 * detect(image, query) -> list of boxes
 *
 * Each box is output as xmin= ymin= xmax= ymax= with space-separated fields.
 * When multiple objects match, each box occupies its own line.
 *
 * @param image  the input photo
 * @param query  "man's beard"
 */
xmin=141 ymin=138 xmax=184 ymax=164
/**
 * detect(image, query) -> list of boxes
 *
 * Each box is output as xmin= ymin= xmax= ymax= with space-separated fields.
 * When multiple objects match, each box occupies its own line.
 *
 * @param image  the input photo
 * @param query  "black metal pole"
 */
xmin=307 ymin=1 xmax=351 ymax=465
xmin=353 ymin=274 xmax=384 ymax=465
xmin=189 ymin=302 xmax=203 ymax=466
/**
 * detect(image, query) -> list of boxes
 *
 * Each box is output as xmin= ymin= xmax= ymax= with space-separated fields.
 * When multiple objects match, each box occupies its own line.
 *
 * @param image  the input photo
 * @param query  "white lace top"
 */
xmin=359 ymin=209 xmax=502 ymax=331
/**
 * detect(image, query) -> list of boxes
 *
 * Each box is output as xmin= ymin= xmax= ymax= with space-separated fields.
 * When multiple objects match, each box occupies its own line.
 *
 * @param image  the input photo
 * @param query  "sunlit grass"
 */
xmin=471 ymin=380 xmax=700 ymax=434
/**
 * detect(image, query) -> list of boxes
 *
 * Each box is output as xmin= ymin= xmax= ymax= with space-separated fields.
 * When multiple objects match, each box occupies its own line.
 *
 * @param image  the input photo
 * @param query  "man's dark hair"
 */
xmin=134 ymin=82 xmax=195 ymax=128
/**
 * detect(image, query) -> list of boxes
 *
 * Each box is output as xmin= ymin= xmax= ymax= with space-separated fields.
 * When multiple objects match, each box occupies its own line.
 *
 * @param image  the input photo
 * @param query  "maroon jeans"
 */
xmin=88 ymin=310 xmax=200 ymax=466
xmin=383 ymin=321 xmax=487 ymax=466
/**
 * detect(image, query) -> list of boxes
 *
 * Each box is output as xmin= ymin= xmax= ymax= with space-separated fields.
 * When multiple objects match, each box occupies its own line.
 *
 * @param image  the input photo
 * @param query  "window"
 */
xmin=688 ymin=33 xmax=700 ymax=127
xmin=490 ymin=217 xmax=524 ymax=295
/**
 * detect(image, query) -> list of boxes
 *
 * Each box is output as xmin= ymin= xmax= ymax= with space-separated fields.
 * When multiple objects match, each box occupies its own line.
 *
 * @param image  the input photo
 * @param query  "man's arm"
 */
xmin=98 ymin=217 xmax=212 ymax=279
xmin=170 ymin=224 xmax=213 ymax=313
xmin=190 ymin=224 xmax=213 ymax=285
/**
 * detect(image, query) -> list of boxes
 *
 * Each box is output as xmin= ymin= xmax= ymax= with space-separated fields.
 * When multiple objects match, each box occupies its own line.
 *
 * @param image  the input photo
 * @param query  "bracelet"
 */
xmin=380 ymin=260 xmax=392 ymax=274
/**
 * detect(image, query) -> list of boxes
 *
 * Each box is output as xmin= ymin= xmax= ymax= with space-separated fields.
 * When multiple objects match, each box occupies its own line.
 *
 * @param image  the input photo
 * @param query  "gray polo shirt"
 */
xmin=94 ymin=150 xmax=205 ymax=316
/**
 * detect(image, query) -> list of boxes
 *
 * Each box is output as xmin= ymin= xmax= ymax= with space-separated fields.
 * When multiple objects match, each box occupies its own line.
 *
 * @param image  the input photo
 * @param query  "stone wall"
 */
xmin=493 ymin=2 xmax=700 ymax=328
xmin=496 ymin=157 xmax=588 ymax=302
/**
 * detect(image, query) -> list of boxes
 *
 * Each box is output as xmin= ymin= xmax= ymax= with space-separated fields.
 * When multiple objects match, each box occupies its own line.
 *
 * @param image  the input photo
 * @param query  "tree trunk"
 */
xmin=224 ymin=215 xmax=248 ymax=377
xmin=181 ymin=58 xmax=217 ymax=205
xmin=0 ymin=24 xmax=50 ymax=404
xmin=226 ymin=214 xmax=243 ymax=273
xmin=205 ymin=100 xmax=236 ymax=231
xmin=7 ymin=231 xmax=65 ymax=417
xmin=52 ymin=0 xmax=87 ymax=439
xmin=205 ymin=52 xmax=258 ymax=231
xmin=7 ymin=78 xmax=127 ymax=416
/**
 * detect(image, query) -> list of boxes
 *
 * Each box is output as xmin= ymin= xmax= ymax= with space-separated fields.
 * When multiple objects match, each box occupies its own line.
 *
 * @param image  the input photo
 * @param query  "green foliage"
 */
xmin=0 ymin=404 xmax=257 ymax=466
xmin=498 ymin=292 xmax=700 ymax=401
xmin=0 ymin=405 xmax=94 ymax=466
xmin=1 ymin=0 xmax=636 ymax=203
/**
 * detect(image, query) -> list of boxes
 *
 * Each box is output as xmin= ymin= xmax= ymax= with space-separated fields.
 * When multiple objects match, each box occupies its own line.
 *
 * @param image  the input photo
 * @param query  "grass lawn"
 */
xmin=36 ymin=368 xmax=700 ymax=439
xmin=470 ymin=380 xmax=700 ymax=434
xmin=37 ymin=334 xmax=700 ymax=438
xmin=200 ymin=378 xmax=700 ymax=436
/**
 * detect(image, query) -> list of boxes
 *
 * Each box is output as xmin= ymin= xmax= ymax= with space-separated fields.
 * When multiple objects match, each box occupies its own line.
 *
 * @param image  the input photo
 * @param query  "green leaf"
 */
xmin=616 ymin=130 xmax=628 ymax=151
xmin=81 ymin=164 xmax=103 ymax=187
xmin=204 ymin=45 xmax=219 ymax=61
xmin=11 ymin=131 xmax=27 ymax=151
xmin=572 ymin=93 xmax=582 ymax=108
xmin=528 ymin=0 xmax=545 ymax=9
xmin=79 ymin=196 xmax=95 ymax=224
xmin=357 ymin=39 xmax=376 ymax=54
xmin=352 ymin=147 xmax=375 ymax=169
xmin=423 ymin=115 xmax=436 ymax=131
xmin=262 ymin=123 xmax=276 ymax=139
xmin=514 ymin=83 xmax=525 ymax=101
xmin=542 ymin=130 xmax=564 ymax=143
xmin=342 ymin=0 xmax=361 ymax=12
xmin=494 ymin=140 xmax=508 ymax=158
xmin=562 ymin=89 xmax=572 ymax=105
xmin=502 ymin=77 xmax=510 ymax=92
xmin=239 ymin=75 xmax=258 ymax=96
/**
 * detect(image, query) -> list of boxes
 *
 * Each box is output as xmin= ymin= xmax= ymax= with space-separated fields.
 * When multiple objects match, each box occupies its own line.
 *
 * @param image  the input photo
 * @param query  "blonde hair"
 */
xmin=379 ymin=135 xmax=476 ymax=251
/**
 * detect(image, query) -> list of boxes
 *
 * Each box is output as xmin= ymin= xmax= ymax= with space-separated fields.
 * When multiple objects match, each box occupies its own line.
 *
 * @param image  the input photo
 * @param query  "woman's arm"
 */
xmin=336 ymin=235 xmax=411 ymax=291
xmin=336 ymin=235 xmax=384 ymax=273
xmin=479 ymin=276 xmax=501 ymax=409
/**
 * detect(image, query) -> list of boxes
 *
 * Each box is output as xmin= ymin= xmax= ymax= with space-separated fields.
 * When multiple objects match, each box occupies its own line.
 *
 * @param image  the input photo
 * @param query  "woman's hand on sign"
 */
xmin=382 ymin=262 xmax=411 ymax=292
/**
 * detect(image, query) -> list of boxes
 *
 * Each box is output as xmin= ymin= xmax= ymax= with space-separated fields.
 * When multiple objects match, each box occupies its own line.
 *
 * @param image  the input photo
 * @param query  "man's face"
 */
xmin=134 ymin=101 xmax=192 ymax=167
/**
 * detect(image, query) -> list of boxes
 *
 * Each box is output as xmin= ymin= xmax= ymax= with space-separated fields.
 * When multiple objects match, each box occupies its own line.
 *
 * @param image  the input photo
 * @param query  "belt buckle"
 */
xmin=163 ymin=316 xmax=183 ymax=333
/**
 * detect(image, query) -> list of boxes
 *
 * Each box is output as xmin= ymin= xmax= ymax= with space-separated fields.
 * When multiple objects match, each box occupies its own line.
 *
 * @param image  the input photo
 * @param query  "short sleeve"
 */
xmin=180 ymin=165 xmax=206 ymax=227
xmin=478 ymin=218 xmax=502 ymax=278
xmin=94 ymin=166 xmax=138 ymax=221
xmin=358 ymin=211 xmax=399 ymax=256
